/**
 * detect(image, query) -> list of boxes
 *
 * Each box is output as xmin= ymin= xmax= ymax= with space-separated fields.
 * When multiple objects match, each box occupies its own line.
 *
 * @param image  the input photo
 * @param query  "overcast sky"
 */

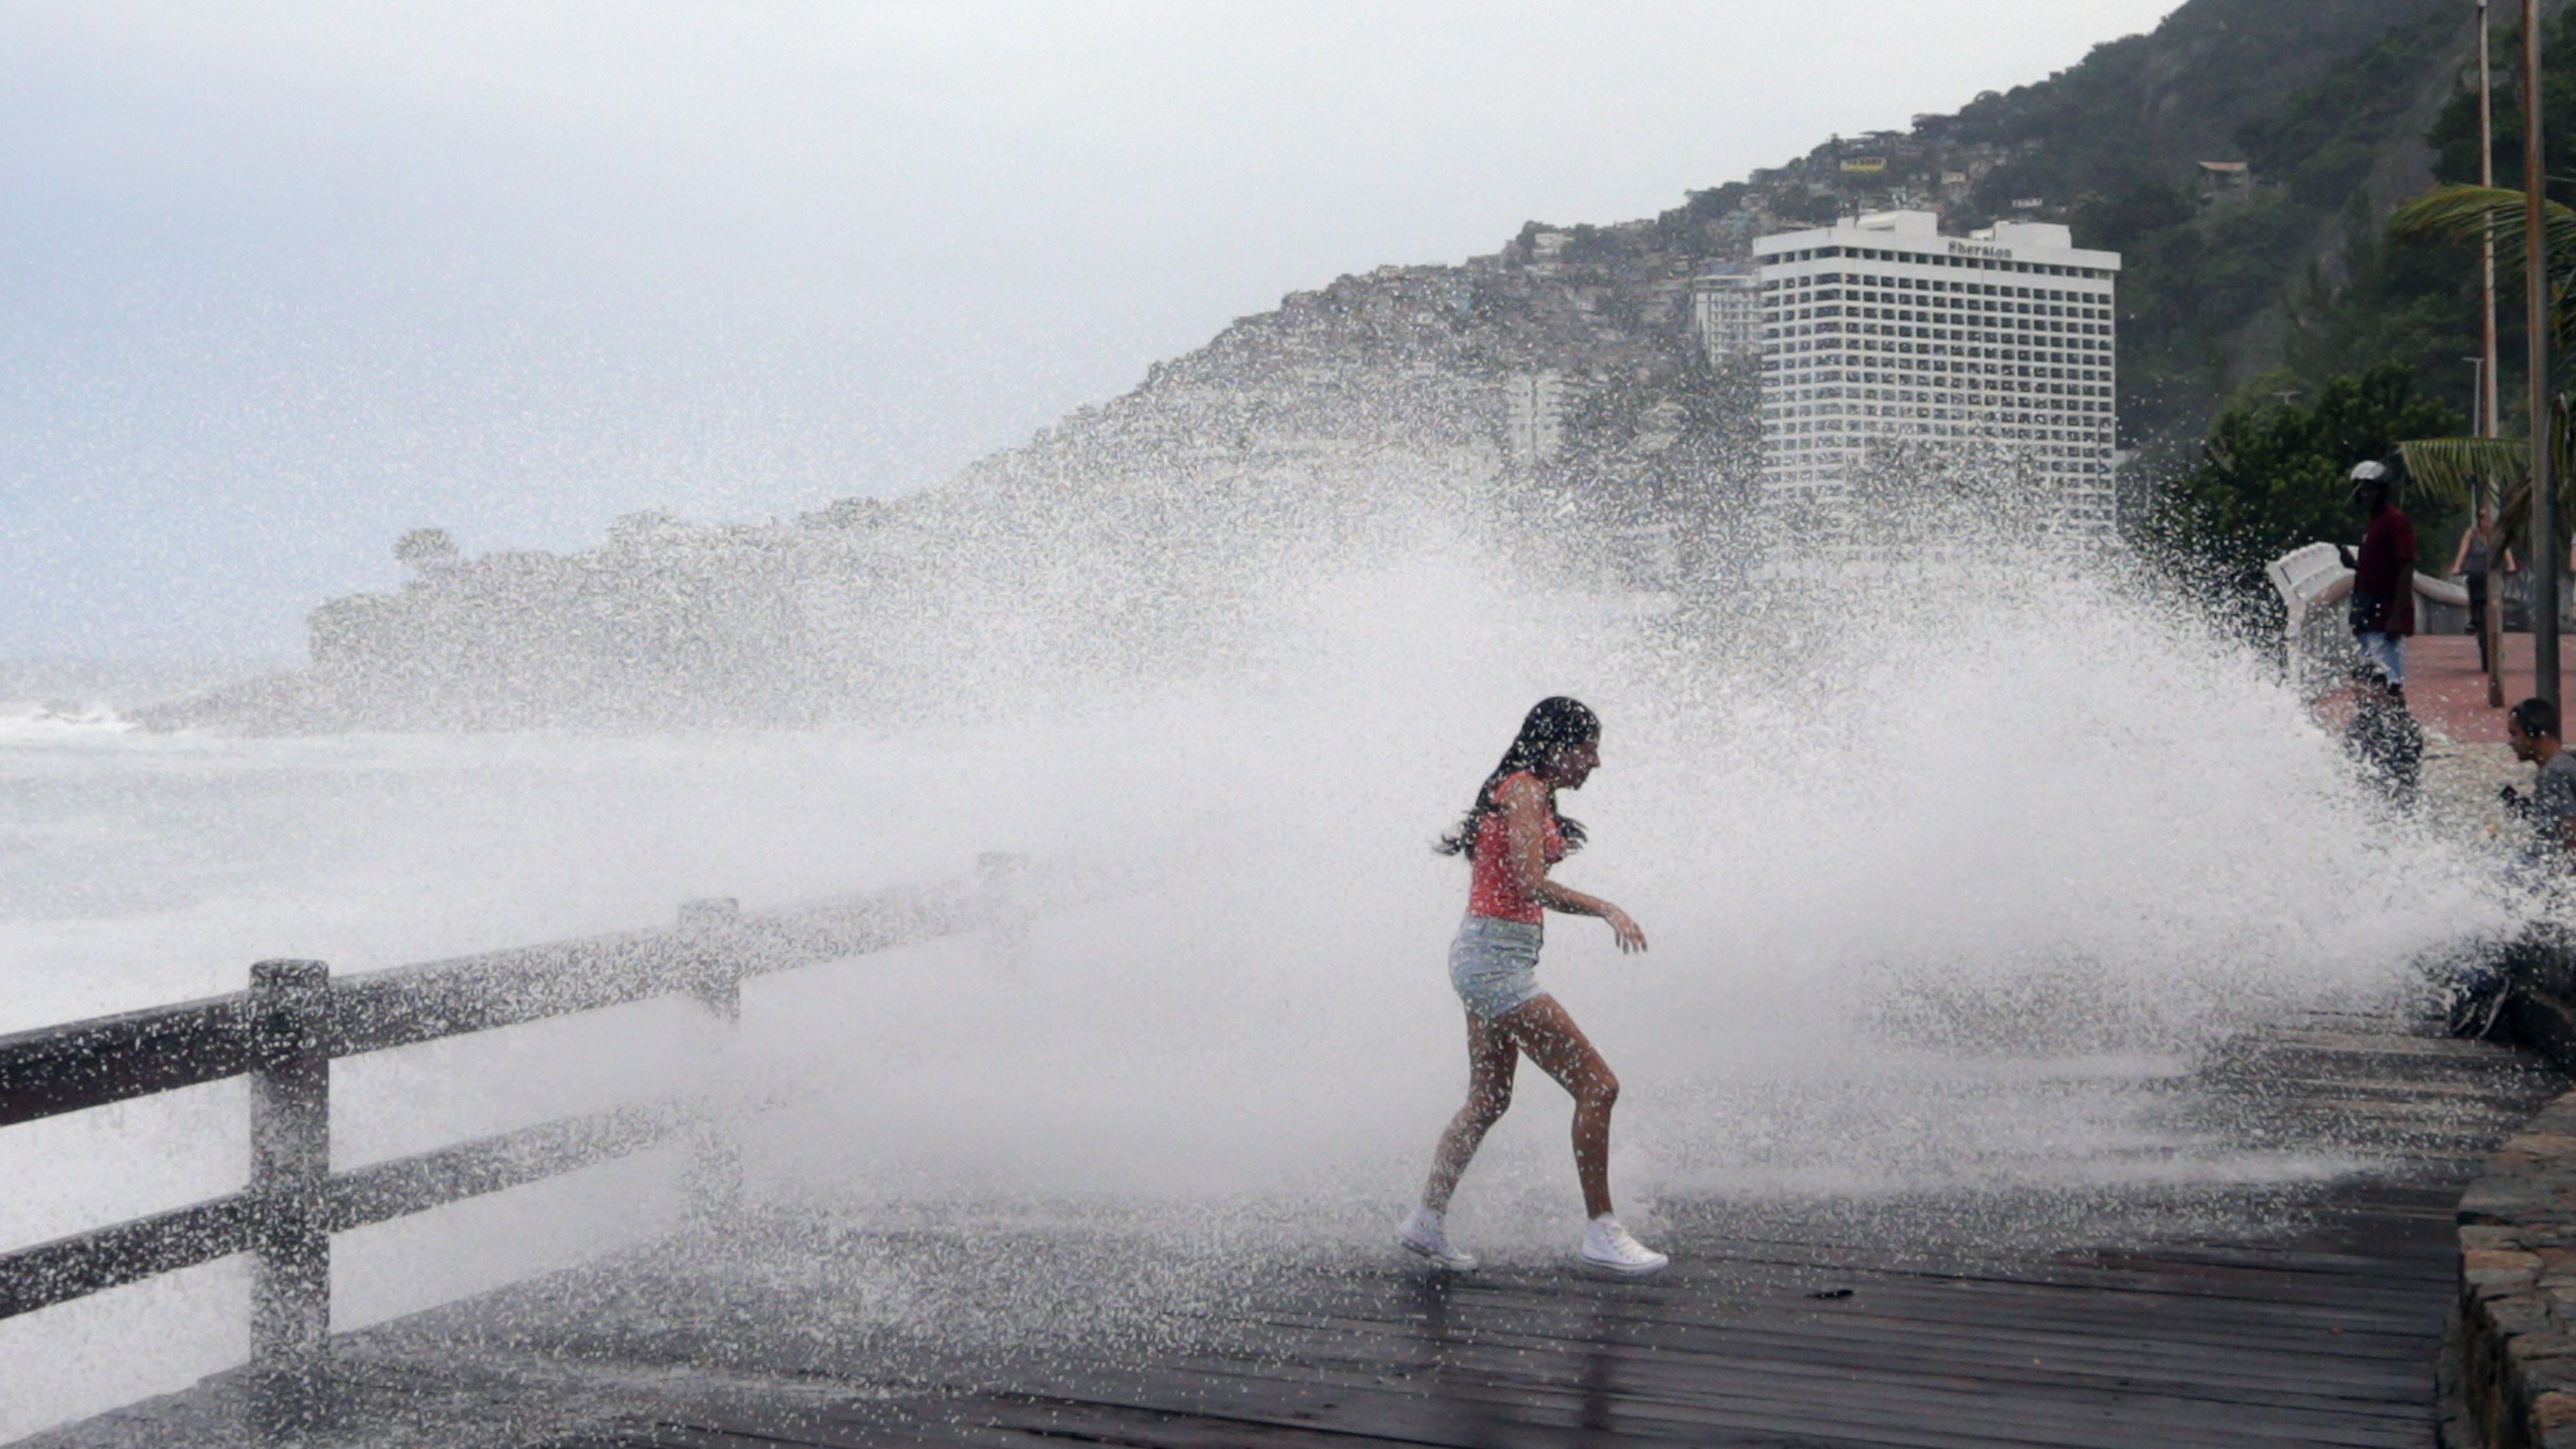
xmin=0 ymin=1 xmax=2183 ymax=658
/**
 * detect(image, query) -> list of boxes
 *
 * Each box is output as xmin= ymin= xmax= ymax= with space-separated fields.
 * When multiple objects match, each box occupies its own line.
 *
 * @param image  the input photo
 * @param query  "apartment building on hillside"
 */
xmin=1754 ymin=211 xmax=2121 ymax=534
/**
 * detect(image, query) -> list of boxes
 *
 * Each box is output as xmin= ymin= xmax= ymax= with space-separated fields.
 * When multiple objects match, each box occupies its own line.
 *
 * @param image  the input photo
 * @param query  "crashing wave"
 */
xmin=0 ymin=701 xmax=140 ymax=740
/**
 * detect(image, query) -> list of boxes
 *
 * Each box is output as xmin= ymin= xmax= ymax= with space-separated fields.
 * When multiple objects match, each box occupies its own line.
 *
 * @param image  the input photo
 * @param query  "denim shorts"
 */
xmin=1449 ymin=915 xmax=1545 ymax=1020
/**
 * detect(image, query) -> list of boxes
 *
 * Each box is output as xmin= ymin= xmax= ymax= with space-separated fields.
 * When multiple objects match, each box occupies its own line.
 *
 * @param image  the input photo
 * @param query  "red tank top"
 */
xmin=1467 ymin=771 xmax=1564 ymax=925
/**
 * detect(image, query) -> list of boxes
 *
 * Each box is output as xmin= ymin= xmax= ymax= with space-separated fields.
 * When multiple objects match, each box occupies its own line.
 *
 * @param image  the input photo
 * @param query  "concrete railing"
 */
xmin=2268 ymin=542 xmax=2473 ymax=698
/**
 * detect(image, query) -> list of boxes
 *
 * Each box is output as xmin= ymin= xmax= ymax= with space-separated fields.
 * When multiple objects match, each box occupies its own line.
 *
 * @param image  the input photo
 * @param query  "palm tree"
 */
xmin=2396 ymin=407 xmax=2566 ymax=542
xmin=2387 ymin=184 xmax=2576 ymax=527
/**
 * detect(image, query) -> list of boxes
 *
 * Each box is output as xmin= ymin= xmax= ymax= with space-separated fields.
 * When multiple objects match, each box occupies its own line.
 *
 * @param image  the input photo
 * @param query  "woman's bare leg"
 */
xmin=1420 ymin=1012 xmax=1518 ymax=1212
xmin=1499 ymin=995 xmax=1620 ymax=1219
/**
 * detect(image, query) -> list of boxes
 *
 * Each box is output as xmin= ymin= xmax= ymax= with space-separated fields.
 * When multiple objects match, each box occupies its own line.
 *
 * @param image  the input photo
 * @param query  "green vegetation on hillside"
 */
xmin=2427 ymin=9 xmax=2576 ymax=207
xmin=2052 ymin=0 xmax=2471 ymax=472
xmin=2156 ymin=6 xmax=2576 ymax=577
xmin=1632 ymin=0 xmax=2483 ymax=484
xmin=2275 ymin=8 xmax=2576 ymax=434
xmin=1947 ymin=0 xmax=2444 ymax=203
xmin=2216 ymin=5 xmax=2576 ymax=433
xmin=2147 ymin=363 xmax=2459 ymax=579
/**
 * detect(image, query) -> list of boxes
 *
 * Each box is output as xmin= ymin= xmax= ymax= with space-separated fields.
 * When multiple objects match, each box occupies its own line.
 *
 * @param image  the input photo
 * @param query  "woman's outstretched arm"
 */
xmin=1496 ymin=774 xmax=1647 ymax=952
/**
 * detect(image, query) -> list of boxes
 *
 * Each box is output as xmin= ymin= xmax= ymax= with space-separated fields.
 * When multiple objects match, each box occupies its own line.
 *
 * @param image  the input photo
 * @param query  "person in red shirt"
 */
xmin=1393 ymin=696 xmax=1665 ymax=1278
xmin=2339 ymin=461 xmax=2416 ymax=699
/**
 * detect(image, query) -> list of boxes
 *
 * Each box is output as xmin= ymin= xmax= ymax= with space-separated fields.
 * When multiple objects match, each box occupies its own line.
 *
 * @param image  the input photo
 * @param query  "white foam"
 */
xmin=0 ymin=531 xmax=2514 ymax=1438
xmin=0 ymin=701 xmax=139 ymax=742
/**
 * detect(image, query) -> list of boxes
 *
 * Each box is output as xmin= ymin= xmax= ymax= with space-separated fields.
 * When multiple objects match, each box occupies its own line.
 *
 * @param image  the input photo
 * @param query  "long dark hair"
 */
xmin=1435 ymin=696 xmax=1597 ymax=858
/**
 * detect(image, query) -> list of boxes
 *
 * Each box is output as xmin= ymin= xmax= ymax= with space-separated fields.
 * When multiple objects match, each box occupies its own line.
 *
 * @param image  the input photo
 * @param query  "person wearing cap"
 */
xmin=2336 ymin=461 xmax=2416 ymax=696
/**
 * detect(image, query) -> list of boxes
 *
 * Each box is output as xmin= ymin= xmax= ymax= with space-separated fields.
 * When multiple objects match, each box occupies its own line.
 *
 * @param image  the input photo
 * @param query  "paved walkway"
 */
xmin=2407 ymin=632 xmax=2521 ymax=745
xmin=27 ymin=1012 xmax=2560 ymax=1449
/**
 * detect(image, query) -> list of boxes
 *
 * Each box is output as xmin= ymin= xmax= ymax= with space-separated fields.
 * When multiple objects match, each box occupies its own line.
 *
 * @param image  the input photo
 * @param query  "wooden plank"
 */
xmin=1314 ymin=1265 xmax=2445 ymax=1350
xmin=1649 ymin=1235 xmax=2465 ymax=1309
xmin=603 ymin=1398 xmax=1438 ymax=1449
xmin=580 ymin=1419 xmax=885 ymax=1449
xmin=0 ymin=1192 xmax=254 ymax=1320
xmin=329 ymin=879 xmax=983 ymax=1056
xmin=965 ymin=1397 xmax=1511 ymax=1449
xmin=329 ymin=932 xmax=702 ymax=1056
xmin=1127 ymin=1311 xmax=2437 ymax=1431
xmin=0 ymin=992 xmax=248 ymax=1127
xmin=1237 ymin=1299 xmax=2437 ymax=1402
xmin=1213 ymin=1330 xmax=2432 ymax=1442
xmin=323 ymin=1101 xmax=688 ymax=1232
xmin=894 ymin=1348 xmax=2427 ymax=1449
xmin=1242 ymin=1256 xmax=2450 ymax=1345
xmin=827 ymin=1391 xmax=1879 ymax=1449
xmin=1229 ymin=1314 xmax=2431 ymax=1421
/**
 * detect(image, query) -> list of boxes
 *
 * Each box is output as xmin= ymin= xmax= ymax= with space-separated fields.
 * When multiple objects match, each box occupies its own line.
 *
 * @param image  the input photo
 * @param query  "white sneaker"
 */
xmin=1580 ymin=1215 xmax=1668 ymax=1278
xmin=1394 ymin=1206 xmax=1478 ymax=1272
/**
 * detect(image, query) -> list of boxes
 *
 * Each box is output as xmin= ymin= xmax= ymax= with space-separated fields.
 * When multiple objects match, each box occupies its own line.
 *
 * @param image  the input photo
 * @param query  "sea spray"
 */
xmin=0 ymin=519 xmax=2521 ymax=1437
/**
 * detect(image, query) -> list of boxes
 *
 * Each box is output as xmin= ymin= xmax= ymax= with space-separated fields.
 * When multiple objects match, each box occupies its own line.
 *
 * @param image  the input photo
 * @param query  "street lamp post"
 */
xmin=2482 ymin=0 xmax=2507 ymax=706
xmin=2526 ymin=0 xmax=2559 ymax=708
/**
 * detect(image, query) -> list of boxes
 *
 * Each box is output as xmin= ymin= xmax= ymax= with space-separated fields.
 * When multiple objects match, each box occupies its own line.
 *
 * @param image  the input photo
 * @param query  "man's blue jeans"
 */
xmin=2359 ymin=630 xmax=2405 ymax=685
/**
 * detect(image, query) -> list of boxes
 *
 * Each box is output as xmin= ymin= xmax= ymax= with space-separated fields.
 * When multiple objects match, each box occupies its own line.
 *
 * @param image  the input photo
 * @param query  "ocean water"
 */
xmin=0 ymin=544 xmax=2520 ymax=1440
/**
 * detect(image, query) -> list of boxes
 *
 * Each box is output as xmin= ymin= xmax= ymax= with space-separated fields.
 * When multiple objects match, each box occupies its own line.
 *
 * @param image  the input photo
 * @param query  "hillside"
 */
xmin=155 ymin=0 xmax=2529 ymax=730
xmin=939 ymin=0 xmax=2511 ymax=543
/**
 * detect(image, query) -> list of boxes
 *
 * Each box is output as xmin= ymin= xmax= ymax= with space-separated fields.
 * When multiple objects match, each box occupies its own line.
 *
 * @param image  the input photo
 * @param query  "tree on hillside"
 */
xmin=2427 ymin=6 xmax=2576 ymax=212
xmin=393 ymin=528 xmax=458 ymax=570
xmin=2067 ymin=182 xmax=2193 ymax=255
xmin=2283 ymin=5 xmax=2576 ymax=428
xmin=2238 ymin=6 xmax=2472 ymax=210
xmin=2146 ymin=363 xmax=2459 ymax=579
xmin=2282 ymin=192 xmax=2480 ymax=395
xmin=2387 ymin=183 xmax=2576 ymax=547
xmin=2380 ymin=184 xmax=2576 ymax=463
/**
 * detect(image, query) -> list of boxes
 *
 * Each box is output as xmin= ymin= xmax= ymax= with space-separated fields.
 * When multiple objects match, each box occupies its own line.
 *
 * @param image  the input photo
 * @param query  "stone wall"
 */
xmin=2456 ymin=1089 xmax=2576 ymax=1447
xmin=2454 ymin=989 xmax=2576 ymax=1447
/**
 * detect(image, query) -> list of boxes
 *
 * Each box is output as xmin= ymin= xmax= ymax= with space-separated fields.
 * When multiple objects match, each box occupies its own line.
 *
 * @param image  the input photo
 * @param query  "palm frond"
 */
xmin=2399 ymin=435 xmax=2527 ymax=507
xmin=2388 ymin=184 xmax=2576 ymax=278
xmin=2403 ymin=396 xmax=2576 ymax=542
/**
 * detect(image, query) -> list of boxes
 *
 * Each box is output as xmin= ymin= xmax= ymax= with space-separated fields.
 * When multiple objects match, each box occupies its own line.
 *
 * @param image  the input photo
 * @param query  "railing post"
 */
xmin=247 ymin=959 xmax=330 ymax=1440
xmin=978 ymin=852 xmax=1032 ymax=973
xmin=676 ymin=899 xmax=742 ymax=1220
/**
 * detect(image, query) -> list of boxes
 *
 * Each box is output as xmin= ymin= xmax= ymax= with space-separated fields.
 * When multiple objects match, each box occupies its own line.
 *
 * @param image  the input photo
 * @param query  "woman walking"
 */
xmin=1394 ymin=697 xmax=1667 ymax=1277
xmin=2448 ymin=506 xmax=2515 ymax=676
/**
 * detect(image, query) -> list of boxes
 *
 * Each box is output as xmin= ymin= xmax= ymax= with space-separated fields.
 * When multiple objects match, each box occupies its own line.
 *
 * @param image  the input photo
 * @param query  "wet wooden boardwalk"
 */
xmin=29 ymin=1012 xmax=2563 ymax=1449
xmin=570 ymin=1191 xmax=2492 ymax=1449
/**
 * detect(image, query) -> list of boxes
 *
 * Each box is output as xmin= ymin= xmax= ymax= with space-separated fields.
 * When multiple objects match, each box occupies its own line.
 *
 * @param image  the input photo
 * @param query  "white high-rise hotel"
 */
xmin=1755 ymin=211 xmax=2122 ymax=530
